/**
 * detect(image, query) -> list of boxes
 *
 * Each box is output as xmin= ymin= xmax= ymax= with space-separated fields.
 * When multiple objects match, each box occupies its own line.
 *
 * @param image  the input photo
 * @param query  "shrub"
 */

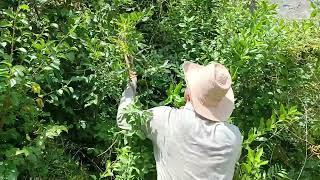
xmin=0 ymin=0 xmax=319 ymax=179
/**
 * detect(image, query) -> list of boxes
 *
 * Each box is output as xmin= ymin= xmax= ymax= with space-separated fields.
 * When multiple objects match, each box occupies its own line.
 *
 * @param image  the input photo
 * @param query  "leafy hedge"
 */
xmin=0 ymin=0 xmax=319 ymax=179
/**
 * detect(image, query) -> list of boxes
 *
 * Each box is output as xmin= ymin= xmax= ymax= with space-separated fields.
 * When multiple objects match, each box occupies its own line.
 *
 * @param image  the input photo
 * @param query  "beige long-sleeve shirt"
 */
xmin=117 ymin=83 xmax=243 ymax=180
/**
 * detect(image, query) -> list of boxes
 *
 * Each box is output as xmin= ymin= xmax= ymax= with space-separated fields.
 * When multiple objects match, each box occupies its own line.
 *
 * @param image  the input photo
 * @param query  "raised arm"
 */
xmin=116 ymin=71 xmax=173 ymax=141
xmin=116 ymin=71 xmax=137 ymax=130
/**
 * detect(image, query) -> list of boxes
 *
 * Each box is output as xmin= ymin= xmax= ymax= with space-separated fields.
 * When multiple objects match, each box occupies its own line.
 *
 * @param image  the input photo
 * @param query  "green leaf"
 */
xmin=57 ymin=89 xmax=63 ymax=96
xmin=66 ymin=52 xmax=75 ymax=61
xmin=84 ymin=93 xmax=98 ymax=107
xmin=135 ymin=131 xmax=146 ymax=140
xmin=288 ymin=106 xmax=297 ymax=115
xmin=258 ymin=118 xmax=265 ymax=131
xmin=310 ymin=10 xmax=318 ymax=18
xmin=33 ymin=43 xmax=43 ymax=50
xmin=258 ymin=160 xmax=269 ymax=166
xmin=50 ymin=63 xmax=60 ymax=70
xmin=174 ymin=82 xmax=183 ymax=94
xmin=310 ymin=2 xmax=317 ymax=9
xmin=0 ymin=61 xmax=12 ymax=67
xmin=70 ymin=47 xmax=79 ymax=51
xmin=247 ymin=147 xmax=254 ymax=163
xmin=15 ymin=147 xmax=30 ymax=157
xmin=68 ymin=87 xmax=74 ymax=93
xmin=89 ymin=175 xmax=97 ymax=180
xmin=19 ymin=4 xmax=30 ymax=11
xmin=178 ymin=23 xmax=186 ymax=27
xmin=36 ymin=98 xmax=44 ymax=108
xmin=10 ymin=78 xmax=16 ymax=87
xmin=50 ymin=23 xmax=59 ymax=29
xmin=70 ymin=76 xmax=88 ymax=82
xmin=12 ymin=65 xmax=25 ymax=77
xmin=279 ymin=104 xmax=286 ymax=119
xmin=31 ymin=82 xmax=41 ymax=94
xmin=45 ymin=125 xmax=68 ymax=139
xmin=0 ymin=21 xmax=11 ymax=28
xmin=38 ymin=0 xmax=48 ymax=3
xmin=43 ymin=66 xmax=53 ymax=71
xmin=17 ymin=47 xmax=27 ymax=53
xmin=255 ymin=148 xmax=264 ymax=161
xmin=0 ymin=42 xmax=7 ymax=47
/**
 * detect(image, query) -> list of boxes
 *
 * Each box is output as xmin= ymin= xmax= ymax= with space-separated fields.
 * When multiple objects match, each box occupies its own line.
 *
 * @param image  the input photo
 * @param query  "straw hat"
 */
xmin=183 ymin=61 xmax=235 ymax=121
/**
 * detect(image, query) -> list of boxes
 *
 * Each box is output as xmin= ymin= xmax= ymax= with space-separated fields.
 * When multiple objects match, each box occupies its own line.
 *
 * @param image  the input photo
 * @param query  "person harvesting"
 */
xmin=117 ymin=61 xmax=242 ymax=180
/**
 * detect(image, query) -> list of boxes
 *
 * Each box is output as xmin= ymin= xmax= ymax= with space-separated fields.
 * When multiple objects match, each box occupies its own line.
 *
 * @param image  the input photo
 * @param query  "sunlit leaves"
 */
xmin=36 ymin=98 xmax=44 ymax=108
xmin=19 ymin=4 xmax=30 ymax=12
xmin=9 ymin=78 xmax=16 ymax=87
xmin=163 ymin=82 xmax=185 ymax=108
xmin=50 ymin=23 xmax=59 ymax=29
xmin=84 ymin=92 xmax=98 ymax=108
xmin=11 ymin=65 xmax=25 ymax=77
xmin=0 ymin=0 xmax=319 ymax=179
xmin=0 ymin=21 xmax=11 ymax=28
xmin=31 ymin=83 xmax=41 ymax=94
xmin=44 ymin=125 xmax=68 ymax=139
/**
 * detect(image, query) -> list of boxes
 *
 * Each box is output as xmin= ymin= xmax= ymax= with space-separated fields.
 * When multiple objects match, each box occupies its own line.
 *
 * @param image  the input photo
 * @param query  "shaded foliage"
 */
xmin=0 ymin=0 xmax=319 ymax=179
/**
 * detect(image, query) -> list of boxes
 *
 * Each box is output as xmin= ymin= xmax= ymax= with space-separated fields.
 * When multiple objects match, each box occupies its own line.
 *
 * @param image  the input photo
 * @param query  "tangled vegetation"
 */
xmin=0 ymin=0 xmax=319 ymax=179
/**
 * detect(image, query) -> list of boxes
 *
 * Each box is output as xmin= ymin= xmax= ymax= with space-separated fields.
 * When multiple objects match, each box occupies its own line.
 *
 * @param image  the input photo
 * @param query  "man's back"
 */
xmin=117 ymin=61 xmax=243 ymax=180
xmin=148 ymin=103 xmax=242 ymax=180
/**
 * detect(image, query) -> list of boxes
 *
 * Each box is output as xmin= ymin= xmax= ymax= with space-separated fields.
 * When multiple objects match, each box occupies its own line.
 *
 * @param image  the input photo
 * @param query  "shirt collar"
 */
xmin=184 ymin=102 xmax=194 ymax=111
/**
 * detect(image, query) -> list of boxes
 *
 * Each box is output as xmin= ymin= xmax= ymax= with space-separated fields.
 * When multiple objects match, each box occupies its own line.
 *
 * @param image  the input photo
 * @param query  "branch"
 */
xmin=296 ymin=104 xmax=309 ymax=180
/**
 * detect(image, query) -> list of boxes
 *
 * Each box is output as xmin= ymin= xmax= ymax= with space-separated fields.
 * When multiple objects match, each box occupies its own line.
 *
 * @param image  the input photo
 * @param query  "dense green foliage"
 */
xmin=0 ymin=0 xmax=319 ymax=179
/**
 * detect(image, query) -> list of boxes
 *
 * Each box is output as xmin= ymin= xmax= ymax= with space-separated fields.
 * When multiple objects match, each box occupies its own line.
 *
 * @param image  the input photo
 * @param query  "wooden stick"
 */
xmin=124 ymin=54 xmax=134 ymax=71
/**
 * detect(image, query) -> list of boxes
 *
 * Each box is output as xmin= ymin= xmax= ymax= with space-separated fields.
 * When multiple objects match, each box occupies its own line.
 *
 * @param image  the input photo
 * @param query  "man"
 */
xmin=117 ymin=61 xmax=242 ymax=180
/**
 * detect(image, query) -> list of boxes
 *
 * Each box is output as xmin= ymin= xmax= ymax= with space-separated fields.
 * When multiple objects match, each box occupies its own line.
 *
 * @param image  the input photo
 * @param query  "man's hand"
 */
xmin=129 ymin=70 xmax=137 ymax=83
xmin=129 ymin=70 xmax=137 ymax=90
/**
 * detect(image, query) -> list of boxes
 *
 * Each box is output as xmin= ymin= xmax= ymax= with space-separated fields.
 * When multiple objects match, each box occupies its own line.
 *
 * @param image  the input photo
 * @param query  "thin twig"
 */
xmin=79 ymin=150 xmax=103 ymax=172
xmin=286 ymin=128 xmax=314 ymax=146
xmin=71 ymin=148 xmax=82 ymax=160
xmin=98 ymin=137 xmax=118 ymax=157
xmin=11 ymin=2 xmax=20 ymax=58
xmin=296 ymin=104 xmax=309 ymax=180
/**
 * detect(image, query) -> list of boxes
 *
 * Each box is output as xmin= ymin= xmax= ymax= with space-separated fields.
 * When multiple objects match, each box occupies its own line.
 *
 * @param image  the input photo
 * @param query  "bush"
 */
xmin=0 ymin=0 xmax=319 ymax=179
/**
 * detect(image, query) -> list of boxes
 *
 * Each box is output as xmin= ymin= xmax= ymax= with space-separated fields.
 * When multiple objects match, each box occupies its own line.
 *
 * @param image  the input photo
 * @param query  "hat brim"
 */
xmin=182 ymin=61 xmax=235 ymax=121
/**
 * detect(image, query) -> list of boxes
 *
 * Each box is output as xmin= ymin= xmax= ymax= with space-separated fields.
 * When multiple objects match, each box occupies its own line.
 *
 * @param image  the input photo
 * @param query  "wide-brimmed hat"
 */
xmin=183 ymin=61 xmax=235 ymax=121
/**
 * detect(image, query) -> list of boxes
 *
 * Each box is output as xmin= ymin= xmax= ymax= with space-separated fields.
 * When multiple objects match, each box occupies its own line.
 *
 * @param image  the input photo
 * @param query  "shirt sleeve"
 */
xmin=116 ymin=82 xmax=137 ymax=130
xmin=116 ymin=82 xmax=172 ymax=140
xmin=236 ymin=135 xmax=243 ymax=162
